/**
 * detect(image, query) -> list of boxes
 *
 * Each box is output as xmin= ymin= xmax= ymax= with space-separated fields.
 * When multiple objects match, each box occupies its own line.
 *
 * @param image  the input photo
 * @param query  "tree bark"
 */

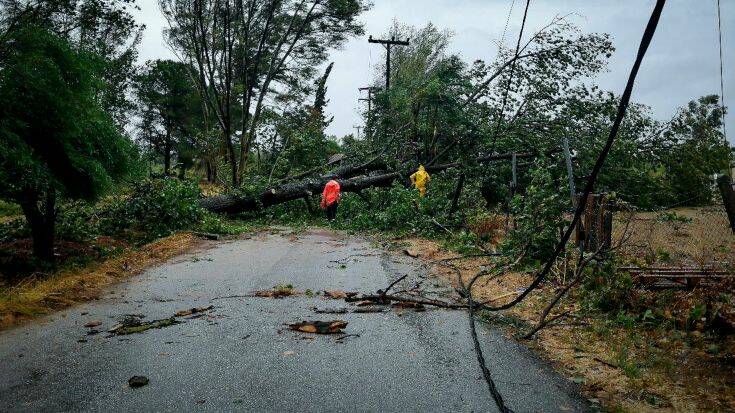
xmin=200 ymin=149 xmax=555 ymax=214
xmin=18 ymin=187 xmax=56 ymax=263
xmin=164 ymin=130 xmax=171 ymax=176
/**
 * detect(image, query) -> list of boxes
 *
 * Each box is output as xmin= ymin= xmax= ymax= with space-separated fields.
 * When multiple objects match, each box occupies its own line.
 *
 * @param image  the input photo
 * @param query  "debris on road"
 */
xmin=335 ymin=333 xmax=360 ymax=343
xmin=84 ymin=320 xmax=102 ymax=328
xmin=312 ymin=306 xmax=384 ymax=314
xmin=353 ymin=307 xmax=385 ymax=313
xmin=392 ymin=301 xmax=426 ymax=311
xmin=313 ymin=307 xmax=348 ymax=314
xmin=323 ymin=290 xmax=358 ymax=299
xmin=288 ymin=320 xmax=348 ymax=334
xmin=254 ymin=284 xmax=298 ymax=298
xmin=109 ymin=316 xmax=180 ymax=335
xmin=175 ymin=306 xmax=213 ymax=317
xmin=128 ymin=375 xmax=149 ymax=388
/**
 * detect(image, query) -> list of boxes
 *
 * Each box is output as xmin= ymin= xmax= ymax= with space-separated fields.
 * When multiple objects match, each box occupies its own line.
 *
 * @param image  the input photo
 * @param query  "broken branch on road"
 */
xmin=288 ymin=320 xmax=348 ymax=334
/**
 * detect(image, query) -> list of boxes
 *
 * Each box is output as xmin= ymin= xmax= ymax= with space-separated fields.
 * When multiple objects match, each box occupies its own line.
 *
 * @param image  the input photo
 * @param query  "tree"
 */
xmin=0 ymin=27 xmax=135 ymax=261
xmin=159 ymin=0 xmax=368 ymax=186
xmin=0 ymin=0 xmax=143 ymax=128
xmin=135 ymin=59 xmax=200 ymax=177
xmin=659 ymin=95 xmax=730 ymax=205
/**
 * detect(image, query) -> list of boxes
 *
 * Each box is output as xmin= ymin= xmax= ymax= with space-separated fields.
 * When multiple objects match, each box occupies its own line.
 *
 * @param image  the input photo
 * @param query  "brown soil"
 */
xmin=400 ymin=237 xmax=735 ymax=412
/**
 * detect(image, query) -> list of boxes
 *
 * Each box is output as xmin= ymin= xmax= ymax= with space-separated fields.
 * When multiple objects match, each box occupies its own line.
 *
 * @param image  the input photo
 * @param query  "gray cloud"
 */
xmin=133 ymin=1 xmax=734 ymax=144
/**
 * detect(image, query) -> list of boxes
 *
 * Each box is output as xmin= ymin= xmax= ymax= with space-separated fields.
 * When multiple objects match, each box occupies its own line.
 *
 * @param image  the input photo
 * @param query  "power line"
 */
xmin=716 ymin=0 xmax=727 ymax=142
xmin=499 ymin=0 xmax=517 ymax=47
xmin=488 ymin=0 xmax=531 ymax=153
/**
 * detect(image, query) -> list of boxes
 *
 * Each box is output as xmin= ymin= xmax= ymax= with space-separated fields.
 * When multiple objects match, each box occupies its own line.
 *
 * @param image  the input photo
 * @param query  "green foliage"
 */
xmin=134 ymin=59 xmax=201 ymax=176
xmin=104 ymin=178 xmax=204 ymax=240
xmin=581 ymin=264 xmax=635 ymax=313
xmin=655 ymin=211 xmax=692 ymax=224
xmin=0 ymin=200 xmax=21 ymax=217
xmin=502 ymin=164 xmax=566 ymax=261
xmin=55 ymin=201 xmax=100 ymax=243
xmin=0 ymin=218 xmax=29 ymax=243
xmin=0 ymin=26 xmax=136 ymax=201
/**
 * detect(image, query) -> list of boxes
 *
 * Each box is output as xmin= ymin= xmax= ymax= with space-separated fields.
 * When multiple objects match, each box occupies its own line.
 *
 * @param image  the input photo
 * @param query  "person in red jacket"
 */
xmin=320 ymin=179 xmax=341 ymax=220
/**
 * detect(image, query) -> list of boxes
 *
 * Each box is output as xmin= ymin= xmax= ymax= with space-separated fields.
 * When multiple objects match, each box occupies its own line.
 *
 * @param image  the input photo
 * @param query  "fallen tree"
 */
xmin=199 ymin=150 xmax=556 ymax=214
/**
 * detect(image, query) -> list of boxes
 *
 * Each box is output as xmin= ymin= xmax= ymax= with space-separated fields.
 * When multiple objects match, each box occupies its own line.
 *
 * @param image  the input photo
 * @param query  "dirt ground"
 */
xmin=399 ymin=237 xmax=735 ymax=412
xmin=0 ymin=232 xmax=206 ymax=331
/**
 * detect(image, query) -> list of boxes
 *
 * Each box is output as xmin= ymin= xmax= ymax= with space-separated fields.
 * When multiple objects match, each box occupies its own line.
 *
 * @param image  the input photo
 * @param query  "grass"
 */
xmin=0 ymin=232 xmax=200 ymax=330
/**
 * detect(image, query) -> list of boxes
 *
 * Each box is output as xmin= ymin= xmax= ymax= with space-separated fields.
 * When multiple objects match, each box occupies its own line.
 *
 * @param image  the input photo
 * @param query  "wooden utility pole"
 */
xmin=359 ymin=86 xmax=377 ymax=140
xmin=368 ymin=35 xmax=409 ymax=90
xmin=358 ymin=87 xmax=375 ymax=113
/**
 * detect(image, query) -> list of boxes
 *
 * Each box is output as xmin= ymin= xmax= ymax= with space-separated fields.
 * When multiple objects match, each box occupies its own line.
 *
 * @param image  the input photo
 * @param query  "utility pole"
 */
xmin=353 ymin=125 xmax=362 ymax=139
xmin=358 ymin=86 xmax=375 ymax=114
xmin=368 ymin=35 xmax=409 ymax=90
xmin=358 ymin=86 xmax=377 ymax=140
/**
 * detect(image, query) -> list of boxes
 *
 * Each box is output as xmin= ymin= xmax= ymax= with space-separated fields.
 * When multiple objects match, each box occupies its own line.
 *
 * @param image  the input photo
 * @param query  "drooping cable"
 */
xmin=479 ymin=0 xmax=668 ymax=311
xmin=499 ymin=0 xmax=517 ymax=47
xmin=468 ymin=5 xmax=667 ymax=410
xmin=488 ymin=0 xmax=531 ymax=154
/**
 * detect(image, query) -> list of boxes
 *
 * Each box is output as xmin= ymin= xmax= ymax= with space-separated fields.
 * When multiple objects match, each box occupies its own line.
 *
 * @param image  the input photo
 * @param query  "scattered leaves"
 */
xmin=288 ymin=320 xmax=348 ymax=334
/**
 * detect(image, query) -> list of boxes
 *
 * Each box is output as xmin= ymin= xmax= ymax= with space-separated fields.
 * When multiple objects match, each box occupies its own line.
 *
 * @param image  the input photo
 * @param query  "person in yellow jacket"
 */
xmin=410 ymin=165 xmax=431 ymax=197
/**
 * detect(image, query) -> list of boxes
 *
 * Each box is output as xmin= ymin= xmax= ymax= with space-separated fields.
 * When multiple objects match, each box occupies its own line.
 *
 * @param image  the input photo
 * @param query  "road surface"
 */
xmin=0 ymin=229 xmax=589 ymax=412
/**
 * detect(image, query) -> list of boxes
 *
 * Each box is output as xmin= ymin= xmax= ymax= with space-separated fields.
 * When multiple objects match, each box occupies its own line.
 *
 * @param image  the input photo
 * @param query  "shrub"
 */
xmin=581 ymin=259 xmax=636 ymax=313
xmin=502 ymin=165 xmax=566 ymax=261
xmin=55 ymin=201 xmax=99 ymax=242
xmin=103 ymin=178 xmax=205 ymax=240
xmin=0 ymin=217 xmax=29 ymax=243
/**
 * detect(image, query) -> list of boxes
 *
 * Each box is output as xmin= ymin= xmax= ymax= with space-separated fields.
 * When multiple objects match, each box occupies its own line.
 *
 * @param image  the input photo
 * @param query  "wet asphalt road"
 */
xmin=0 ymin=229 xmax=588 ymax=412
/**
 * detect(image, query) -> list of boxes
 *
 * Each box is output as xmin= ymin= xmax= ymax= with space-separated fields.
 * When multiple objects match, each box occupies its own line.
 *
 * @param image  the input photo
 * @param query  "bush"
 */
xmin=0 ymin=200 xmax=21 ymax=217
xmin=56 ymin=201 xmax=100 ymax=242
xmin=0 ymin=217 xmax=29 ymax=243
xmin=102 ymin=178 xmax=205 ymax=240
xmin=581 ymin=259 xmax=636 ymax=313
xmin=502 ymin=165 xmax=567 ymax=261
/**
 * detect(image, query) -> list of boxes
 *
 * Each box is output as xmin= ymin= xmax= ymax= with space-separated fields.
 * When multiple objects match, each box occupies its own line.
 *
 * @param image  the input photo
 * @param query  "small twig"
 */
xmin=345 ymin=293 xmax=465 ymax=309
xmin=211 ymin=294 xmax=256 ymax=301
xmin=380 ymin=274 xmax=408 ymax=301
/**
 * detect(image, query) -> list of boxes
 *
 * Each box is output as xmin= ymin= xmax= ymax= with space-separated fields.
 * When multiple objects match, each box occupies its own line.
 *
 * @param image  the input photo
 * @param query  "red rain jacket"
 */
xmin=320 ymin=180 xmax=341 ymax=209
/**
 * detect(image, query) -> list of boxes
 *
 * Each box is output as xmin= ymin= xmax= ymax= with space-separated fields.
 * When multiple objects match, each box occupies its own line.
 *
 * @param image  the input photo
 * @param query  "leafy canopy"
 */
xmin=0 ymin=26 xmax=135 ymax=201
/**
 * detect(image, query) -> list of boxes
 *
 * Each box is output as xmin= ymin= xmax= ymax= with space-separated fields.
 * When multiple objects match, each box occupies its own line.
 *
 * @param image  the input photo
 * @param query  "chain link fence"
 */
xmin=613 ymin=204 xmax=733 ymax=270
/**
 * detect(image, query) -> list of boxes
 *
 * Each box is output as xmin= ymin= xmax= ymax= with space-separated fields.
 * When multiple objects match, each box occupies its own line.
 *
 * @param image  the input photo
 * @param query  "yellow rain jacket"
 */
xmin=410 ymin=165 xmax=431 ymax=197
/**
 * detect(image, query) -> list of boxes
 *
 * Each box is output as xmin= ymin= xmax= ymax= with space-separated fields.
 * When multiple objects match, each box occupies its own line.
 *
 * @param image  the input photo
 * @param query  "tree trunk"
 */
xmin=199 ymin=149 xmax=557 ymax=214
xmin=206 ymin=160 xmax=213 ymax=182
xmin=164 ymin=129 xmax=172 ymax=176
xmin=18 ymin=187 xmax=56 ymax=263
xmin=450 ymin=173 xmax=465 ymax=215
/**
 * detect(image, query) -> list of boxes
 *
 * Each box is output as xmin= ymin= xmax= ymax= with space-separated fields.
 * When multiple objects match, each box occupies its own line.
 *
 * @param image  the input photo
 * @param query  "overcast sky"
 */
xmin=133 ymin=0 xmax=734 ymax=144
